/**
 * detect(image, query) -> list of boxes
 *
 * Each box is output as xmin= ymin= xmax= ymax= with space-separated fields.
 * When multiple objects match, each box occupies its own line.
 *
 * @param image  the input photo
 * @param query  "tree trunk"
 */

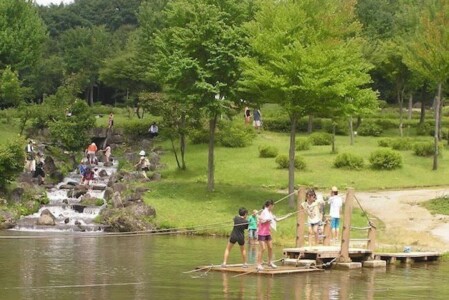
xmin=207 ymin=114 xmax=218 ymax=192
xmin=180 ymin=113 xmax=187 ymax=170
xmin=288 ymin=114 xmax=298 ymax=208
xmin=398 ymin=87 xmax=404 ymax=137
xmin=438 ymin=92 xmax=444 ymax=140
xmin=331 ymin=121 xmax=336 ymax=153
xmin=349 ymin=117 xmax=354 ymax=145
xmin=307 ymin=115 xmax=313 ymax=134
xmin=433 ymin=83 xmax=442 ymax=170
xmin=89 ymin=85 xmax=94 ymax=106
xmin=171 ymin=137 xmax=181 ymax=169
xmin=420 ymin=100 xmax=425 ymax=125
xmin=408 ymin=93 xmax=413 ymax=120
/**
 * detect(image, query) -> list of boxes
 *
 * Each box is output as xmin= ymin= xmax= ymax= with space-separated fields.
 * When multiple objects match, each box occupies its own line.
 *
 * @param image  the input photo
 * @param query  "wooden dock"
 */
xmin=283 ymin=246 xmax=373 ymax=264
xmin=195 ymin=263 xmax=323 ymax=276
xmin=374 ymin=252 xmax=440 ymax=264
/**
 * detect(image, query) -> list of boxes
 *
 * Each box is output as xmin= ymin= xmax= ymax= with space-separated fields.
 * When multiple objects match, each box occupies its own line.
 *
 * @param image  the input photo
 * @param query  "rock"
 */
xmin=103 ymin=161 xmax=113 ymax=167
xmin=64 ymin=218 xmax=70 ymax=224
xmin=72 ymin=205 xmax=85 ymax=213
xmin=109 ymin=134 xmax=124 ymax=144
xmin=98 ymin=169 xmax=108 ymax=177
xmin=0 ymin=211 xmax=16 ymax=229
xmin=104 ymin=187 xmax=114 ymax=202
xmin=151 ymin=173 xmax=162 ymax=181
xmin=37 ymin=209 xmax=56 ymax=226
xmin=74 ymin=220 xmax=82 ymax=226
xmin=60 ymin=184 xmax=75 ymax=190
xmin=112 ymin=183 xmax=127 ymax=193
xmin=44 ymin=156 xmax=57 ymax=175
xmin=72 ymin=185 xmax=88 ymax=198
xmin=112 ymin=191 xmax=124 ymax=208
xmin=51 ymin=171 xmax=64 ymax=183
xmin=10 ymin=188 xmax=25 ymax=203
xmin=135 ymin=187 xmax=150 ymax=193
xmin=124 ymin=192 xmax=142 ymax=203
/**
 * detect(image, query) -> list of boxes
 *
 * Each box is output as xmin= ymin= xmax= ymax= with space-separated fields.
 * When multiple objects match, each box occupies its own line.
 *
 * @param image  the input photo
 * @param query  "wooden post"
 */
xmin=367 ymin=222 xmax=376 ymax=255
xmin=339 ymin=188 xmax=354 ymax=262
xmin=296 ymin=186 xmax=306 ymax=247
xmin=323 ymin=216 xmax=331 ymax=246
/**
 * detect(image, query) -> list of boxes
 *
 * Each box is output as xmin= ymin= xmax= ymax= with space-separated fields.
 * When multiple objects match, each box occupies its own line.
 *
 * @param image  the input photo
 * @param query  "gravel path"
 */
xmin=355 ymin=188 xmax=449 ymax=252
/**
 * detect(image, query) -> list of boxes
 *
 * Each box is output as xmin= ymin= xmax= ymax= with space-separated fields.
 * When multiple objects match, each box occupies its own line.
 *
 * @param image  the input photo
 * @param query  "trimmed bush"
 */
xmin=275 ymin=154 xmax=306 ymax=170
xmin=322 ymin=119 xmax=349 ymax=135
xmin=413 ymin=141 xmax=442 ymax=157
xmin=369 ymin=149 xmax=402 ymax=170
xmin=308 ymin=132 xmax=332 ymax=145
xmin=377 ymin=138 xmax=392 ymax=147
xmin=357 ymin=121 xmax=383 ymax=137
xmin=259 ymin=145 xmax=279 ymax=158
xmin=416 ymin=122 xmax=431 ymax=136
xmin=189 ymin=127 xmax=210 ymax=144
xmin=391 ymin=138 xmax=414 ymax=151
xmin=333 ymin=153 xmax=364 ymax=170
xmin=295 ymin=138 xmax=311 ymax=151
xmin=218 ymin=122 xmax=256 ymax=148
xmin=122 ymin=119 xmax=152 ymax=140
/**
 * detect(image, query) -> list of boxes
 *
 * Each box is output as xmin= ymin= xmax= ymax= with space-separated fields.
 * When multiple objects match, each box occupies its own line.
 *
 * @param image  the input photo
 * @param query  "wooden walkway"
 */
xmin=374 ymin=252 xmax=440 ymax=264
xmin=283 ymin=246 xmax=373 ymax=263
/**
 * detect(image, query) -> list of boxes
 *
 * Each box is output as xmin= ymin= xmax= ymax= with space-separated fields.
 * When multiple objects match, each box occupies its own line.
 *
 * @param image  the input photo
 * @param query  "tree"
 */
xmin=0 ymin=66 xmax=27 ymax=108
xmin=239 ymin=0 xmax=377 ymax=205
xmin=0 ymin=138 xmax=26 ymax=191
xmin=0 ymin=0 xmax=47 ymax=72
xmin=402 ymin=0 xmax=449 ymax=170
xmin=148 ymin=0 xmax=254 ymax=191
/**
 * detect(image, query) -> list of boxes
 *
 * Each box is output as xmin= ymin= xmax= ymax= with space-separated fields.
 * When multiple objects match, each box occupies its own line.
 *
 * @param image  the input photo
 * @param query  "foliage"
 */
xmin=416 ymin=122 xmax=432 ymax=136
xmin=258 ymin=145 xmax=279 ymax=158
xmin=218 ymin=122 xmax=256 ymax=148
xmin=369 ymin=149 xmax=402 ymax=170
xmin=413 ymin=141 xmax=442 ymax=157
xmin=420 ymin=195 xmax=449 ymax=215
xmin=0 ymin=0 xmax=47 ymax=71
xmin=357 ymin=121 xmax=383 ymax=137
xmin=295 ymin=138 xmax=311 ymax=151
xmin=121 ymin=119 xmax=153 ymax=140
xmin=390 ymin=138 xmax=414 ymax=151
xmin=0 ymin=138 xmax=26 ymax=190
xmin=49 ymin=100 xmax=96 ymax=151
xmin=378 ymin=138 xmax=392 ymax=147
xmin=333 ymin=153 xmax=364 ymax=170
xmin=275 ymin=154 xmax=306 ymax=170
xmin=308 ymin=132 xmax=332 ymax=146
xmin=0 ymin=66 xmax=26 ymax=108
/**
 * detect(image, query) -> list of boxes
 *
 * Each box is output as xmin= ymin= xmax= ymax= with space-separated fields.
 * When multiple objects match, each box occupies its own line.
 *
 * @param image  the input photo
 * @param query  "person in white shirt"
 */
xmin=328 ymin=186 xmax=343 ymax=241
xmin=301 ymin=189 xmax=325 ymax=246
xmin=149 ymin=122 xmax=159 ymax=139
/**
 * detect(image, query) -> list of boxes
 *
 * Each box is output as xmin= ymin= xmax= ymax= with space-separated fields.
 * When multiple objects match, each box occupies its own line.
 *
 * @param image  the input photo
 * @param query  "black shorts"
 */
xmin=230 ymin=236 xmax=245 ymax=246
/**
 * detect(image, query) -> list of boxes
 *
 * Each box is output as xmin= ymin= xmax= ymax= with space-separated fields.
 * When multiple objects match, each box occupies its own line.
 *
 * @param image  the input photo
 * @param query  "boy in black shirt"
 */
xmin=221 ymin=207 xmax=249 ymax=268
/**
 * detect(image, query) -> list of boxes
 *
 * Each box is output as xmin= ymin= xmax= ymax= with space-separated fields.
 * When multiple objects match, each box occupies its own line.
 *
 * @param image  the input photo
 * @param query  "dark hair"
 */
xmin=238 ymin=207 xmax=248 ymax=216
xmin=306 ymin=188 xmax=316 ymax=197
xmin=263 ymin=199 xmax=275 ymax=209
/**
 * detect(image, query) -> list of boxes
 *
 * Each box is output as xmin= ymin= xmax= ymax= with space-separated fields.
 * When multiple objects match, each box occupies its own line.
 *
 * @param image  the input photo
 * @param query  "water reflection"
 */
xmin=1 ymin=234 xmax=449 ymax=300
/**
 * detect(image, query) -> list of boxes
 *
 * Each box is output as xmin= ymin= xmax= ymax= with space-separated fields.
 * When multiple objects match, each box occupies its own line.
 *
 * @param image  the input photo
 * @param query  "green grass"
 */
xmin=420 ymin=196 xmax=449 ymax=215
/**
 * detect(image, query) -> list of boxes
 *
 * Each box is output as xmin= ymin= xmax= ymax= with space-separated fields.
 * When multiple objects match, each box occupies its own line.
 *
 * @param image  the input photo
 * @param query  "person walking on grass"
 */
xmin=248 ymin=209 xmax=258 ymax=245
xmin=253 ymin=108 xmax=262 ymax=132
xmin=328 ymin=186 xmax=343 ymax=242
xmin=222 ymin=207 xmax=249 ymax=268
xmin=301 ymin=189 xmax=325 ymax=246
xmin=256 ymin=200 xmax=292 ymax=271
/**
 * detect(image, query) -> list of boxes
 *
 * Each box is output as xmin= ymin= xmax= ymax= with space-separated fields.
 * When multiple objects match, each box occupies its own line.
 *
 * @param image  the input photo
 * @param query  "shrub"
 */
xmin=308 ymin=132 xmax=332 ymax=145
xmin=333 ymin=153 xmax=364 ymax=170
xmin=218 ymin=122 xmax=256 ymax=148
xmin=374 ymin=118 xmax=399 ymax=130
xmin=322 ymin=119 xmax=349 ymax=135
xmin=189 ymin=127 xmax=210 ymax=144
xmin=369 ymin=149 xmax=402 ymax=170
xmin=390 ymin=138 xmax=414 ymax=151
xmin=295 ymin=138 xmax=311 ymax=151
xmin=377 ymin=138 xmax=392 ymax=147
xmin=275 ymin=154 xmax=306 ymax=170
xmin=413 ymin=141 xmax=442 ymax=157
xmin=259 ymin=145 xmax=279 ymax=158
xmin=416 ymin=122 xmax=432 ymax=136
xmin=121 ymin=119 xmax=152 ymax=140
xmin=0 ymin=138 xmax=26 ymax=190
xmin=357 ymin=121 xmax=383 ymax=137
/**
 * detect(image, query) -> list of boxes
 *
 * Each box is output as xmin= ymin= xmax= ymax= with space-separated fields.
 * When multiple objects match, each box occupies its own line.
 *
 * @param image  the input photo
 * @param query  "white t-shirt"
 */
xmin=328 ymin=195 xmax=343 ymax=218
xmin=302 ymin=199 xmax=325 ymax=224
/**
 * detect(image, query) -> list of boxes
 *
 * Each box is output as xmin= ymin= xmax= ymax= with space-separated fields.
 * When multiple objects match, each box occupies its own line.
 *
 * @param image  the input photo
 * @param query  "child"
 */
xmin=248 ymin=209 xmax=258 ymax=245
xmin=221 ymin=207 xmax=249 ymax=268
xmin=134 ymin=150 xmax=150 ymax=179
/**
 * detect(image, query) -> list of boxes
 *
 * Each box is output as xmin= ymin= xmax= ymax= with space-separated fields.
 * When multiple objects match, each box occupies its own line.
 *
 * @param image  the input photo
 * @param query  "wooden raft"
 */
xmin=196 ymin=264 xmax=323 ymax=276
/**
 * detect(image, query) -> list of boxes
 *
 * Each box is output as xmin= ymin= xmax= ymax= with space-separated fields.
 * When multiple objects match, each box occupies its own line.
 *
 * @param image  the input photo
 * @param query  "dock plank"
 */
xmin=197 ymin=265 xmax=323 ymax=276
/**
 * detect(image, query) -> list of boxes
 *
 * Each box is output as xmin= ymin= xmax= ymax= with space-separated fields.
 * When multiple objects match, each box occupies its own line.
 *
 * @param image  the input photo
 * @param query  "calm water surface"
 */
xmin=0 ymin=231 xmax=448 ymax=300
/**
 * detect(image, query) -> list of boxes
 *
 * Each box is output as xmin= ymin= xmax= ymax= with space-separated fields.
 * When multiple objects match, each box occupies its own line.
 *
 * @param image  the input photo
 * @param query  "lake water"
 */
xmin=1 ymin=232 xmax=448 ymax=300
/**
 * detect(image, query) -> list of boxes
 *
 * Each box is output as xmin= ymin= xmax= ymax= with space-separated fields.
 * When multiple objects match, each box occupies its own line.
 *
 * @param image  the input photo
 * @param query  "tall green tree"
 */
xmin=402 ymin=0 xmax=449 ymax=170
xmin=0 ymin=66 xmax=26 ymax=108
xmin=148 ymin=0 xmax=255 ymax=191
xmin=0 ymin=0 xmax=47 ymax=72
xmin=239 ymin=0 xmax=377 ymax=204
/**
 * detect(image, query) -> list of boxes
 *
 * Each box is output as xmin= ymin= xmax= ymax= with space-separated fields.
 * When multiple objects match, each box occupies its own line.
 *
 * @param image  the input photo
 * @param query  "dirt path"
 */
xmin=355 ymin=188 xmax=449 ymax=252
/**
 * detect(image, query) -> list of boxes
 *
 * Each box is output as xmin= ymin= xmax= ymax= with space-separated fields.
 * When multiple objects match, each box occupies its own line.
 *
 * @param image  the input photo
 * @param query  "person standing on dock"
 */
xmin=221 ymin=207 xmax=249 ymax=268
xmin=328 ymin=186 xmax=343 ymax=242
xmin=248 ymin=210 xmax=258 ymax=245
xmin=302 ymin=189 xmax=325 ymax=246
xmin=256 ymin=200 xmax=292 ymax=271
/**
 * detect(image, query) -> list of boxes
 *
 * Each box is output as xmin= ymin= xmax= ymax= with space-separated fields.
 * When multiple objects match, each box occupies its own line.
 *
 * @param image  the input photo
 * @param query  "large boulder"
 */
xmin=104 ymin=187 xmax=114 ymax=202
xmin=0 ymin=211 xmax=16 ymax=229
xmin=37 ymin=209 xmax=56 ymax=226
xmin=112 ymin=191 xmax=124 ymax=208
xmin=9 ymin=188 xmax=25 ymax=203
xmin=112 ymin=183 xmax=127 ymax=193
xmin=72 ymin=185 xmax=88 ymax=198
xmin=99 ymin=202 xmax=156 ymax=232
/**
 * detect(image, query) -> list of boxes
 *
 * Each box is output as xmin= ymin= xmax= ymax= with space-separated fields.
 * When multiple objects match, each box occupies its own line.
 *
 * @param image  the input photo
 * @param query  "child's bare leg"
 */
xmin=222 ymin=242 xmax=233 ymax=265
xmin=239 ymin=245 xmax=247 ymax=264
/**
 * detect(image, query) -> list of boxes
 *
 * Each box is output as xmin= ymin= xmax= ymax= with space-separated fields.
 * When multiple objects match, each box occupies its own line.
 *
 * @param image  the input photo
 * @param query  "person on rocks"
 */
xmin=24 ymin=140 xmax=36 ymax=173
xmin=134 ymin=150 xmax=150 ymax=179
xmin=101 ymin=145 xmax=112 ymax=163
xmin=33 ymin=152 xmax=46 ymax=185
xmin=108 ymin=112 xmax=114 ymax=129
xmin=301 ymin=189 xmax=325 ymax=246
xmin=86 ymin=143 xmax=98 ymax=165
xmin=82 ymin=166 xmax=95 ymax=185
xmin=221 ymin=207 xmax=249 ymax=268
xmin=148 ymin=122 xmax=159 ymax=139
